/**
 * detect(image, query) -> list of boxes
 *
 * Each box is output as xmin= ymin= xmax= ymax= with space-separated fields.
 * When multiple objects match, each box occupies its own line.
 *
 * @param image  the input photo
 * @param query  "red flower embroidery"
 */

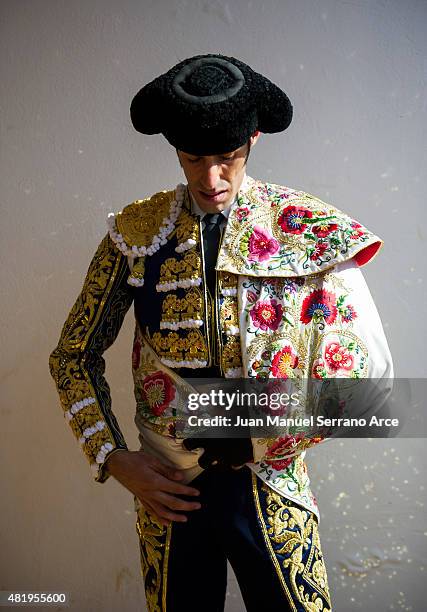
xmin=132 ymin=339 xmax=141 ymax=370
xmin=278 ymin=206 xmax=313 ymax=234
xmin=250 ymin=299 xmax=283 ymax=331
xmin=271 ymin=346 xmax=299 ymax=378
xmin=300 ymin=289 xmax=337 ymax=325
xmin=350 ymin=222 xmax=365 ymax=240
xmin=248 ymin=225 xmax=280 ymax=262
xmin=142 ymin=371 xmax=176 ymax=416
xmin=310 ymin=241 xmax=328 ymax=261
xmin=324 ymin=342 xmax=354 ymax=372
xmin=264 ymin=434 xmax=305 ymax=470
xmin=312 ymin=223 xmax=338 ymax=238
xmin=235 ymin=206 xmax=250 ymax=221
xmin=312 ymin=358 xmax=327 ymax=379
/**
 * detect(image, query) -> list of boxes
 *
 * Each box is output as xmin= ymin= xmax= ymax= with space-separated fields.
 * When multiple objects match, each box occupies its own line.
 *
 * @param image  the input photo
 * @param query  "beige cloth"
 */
xmin=139 ymin=423 xmax=205 ymax=484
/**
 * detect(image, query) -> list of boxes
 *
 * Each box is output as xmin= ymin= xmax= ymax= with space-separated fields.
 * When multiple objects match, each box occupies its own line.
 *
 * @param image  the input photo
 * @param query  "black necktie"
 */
xmin=202 ymin=213 xmax=223 ymax=297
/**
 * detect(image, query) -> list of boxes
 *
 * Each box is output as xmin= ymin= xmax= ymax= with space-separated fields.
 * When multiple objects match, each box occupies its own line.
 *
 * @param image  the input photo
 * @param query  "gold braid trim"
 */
xmin=150 ymin=329 xmax=209 ymax=364
xmin=49 ymin=233 xmax=133 ymax=480
xmin=136 ymin=505 xmax=172 ymax=612
xmin=252 ymin=473 xmax=332 ymax=611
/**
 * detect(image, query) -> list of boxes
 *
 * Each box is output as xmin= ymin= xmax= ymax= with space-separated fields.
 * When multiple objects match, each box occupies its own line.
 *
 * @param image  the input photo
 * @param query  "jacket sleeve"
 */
xmin=250 ymin=257 xmax=394 ymax=465
xmin=48 ymin=232 xmax=134 ymax=482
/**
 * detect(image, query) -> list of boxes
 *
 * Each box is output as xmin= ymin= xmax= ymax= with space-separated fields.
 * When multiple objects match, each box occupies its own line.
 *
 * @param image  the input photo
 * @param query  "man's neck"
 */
xmin=189 ymin=192 xmax=233 ymax=219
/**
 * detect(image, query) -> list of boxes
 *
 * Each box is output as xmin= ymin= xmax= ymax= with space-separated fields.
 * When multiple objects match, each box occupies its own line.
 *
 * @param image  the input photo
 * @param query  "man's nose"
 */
xmin=201 ymin=163 xmax=221 ymax=191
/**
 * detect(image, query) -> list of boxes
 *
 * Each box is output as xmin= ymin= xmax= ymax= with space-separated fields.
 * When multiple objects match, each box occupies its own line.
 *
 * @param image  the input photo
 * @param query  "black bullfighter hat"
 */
xmin=130 ymin=53 xmax=293 ymax=155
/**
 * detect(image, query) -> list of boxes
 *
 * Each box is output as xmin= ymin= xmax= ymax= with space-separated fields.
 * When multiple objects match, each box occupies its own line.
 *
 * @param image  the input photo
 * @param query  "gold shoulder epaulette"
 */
xmin=106 ymin=184 xmax=186 ymax=287
xmin=108 ymin=189 xmax=174 ymax=255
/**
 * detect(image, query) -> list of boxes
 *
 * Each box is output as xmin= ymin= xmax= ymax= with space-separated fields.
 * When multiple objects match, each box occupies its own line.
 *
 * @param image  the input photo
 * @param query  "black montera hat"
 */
xmin=130 ymin=54 xmax=293 ymax=155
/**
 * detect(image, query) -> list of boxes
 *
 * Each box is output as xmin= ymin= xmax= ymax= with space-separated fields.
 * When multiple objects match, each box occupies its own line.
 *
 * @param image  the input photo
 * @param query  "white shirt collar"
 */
xmin=190 ymin=194 xmax=232 ymax=220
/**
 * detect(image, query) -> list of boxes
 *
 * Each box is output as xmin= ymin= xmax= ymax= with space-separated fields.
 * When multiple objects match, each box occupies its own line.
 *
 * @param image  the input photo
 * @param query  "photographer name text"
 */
xmin=187 ymin=415 xmax=399 ymax=428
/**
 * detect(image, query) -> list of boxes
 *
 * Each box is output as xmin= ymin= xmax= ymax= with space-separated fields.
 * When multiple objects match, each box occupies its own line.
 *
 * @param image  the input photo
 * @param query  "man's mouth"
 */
xmin=199 ymin=189 xmax=227 ymax=201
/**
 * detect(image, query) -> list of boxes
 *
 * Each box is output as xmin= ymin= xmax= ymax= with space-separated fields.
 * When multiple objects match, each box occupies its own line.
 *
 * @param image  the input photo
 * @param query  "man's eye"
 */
xmin=221 ymin=156 xmax=234 ymax=162
xmin=188 ymin=157 xmax=201 ymax=163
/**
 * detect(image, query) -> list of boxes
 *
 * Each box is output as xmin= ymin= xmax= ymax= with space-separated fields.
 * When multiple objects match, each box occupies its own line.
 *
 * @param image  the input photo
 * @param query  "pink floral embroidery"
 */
xmin=247 ymin=225 xmax=280 ymax=262
xmin=278 ymin=206 xmax=313 ymax=234
xmin=349 ymin=222 xmax=365 ymax=240
xmin=324 ymin=342 xmax=354 ymax=372
xmin=235 ymin=206 xmax=250 ymax=221
xmin=300 ymin=289 xmax=338 ymax=325
xmin=142 ymin=371 xmax=176 ymax=416
xmin=342 ymin=304 xmax=357 ymax=323
xmin=264 ymin=433 xmax=305 ymax=470
xmin=271 ymin=345 xmax=299 ymax=378
xmin=250 ymin=299 xmax=283 ymax=331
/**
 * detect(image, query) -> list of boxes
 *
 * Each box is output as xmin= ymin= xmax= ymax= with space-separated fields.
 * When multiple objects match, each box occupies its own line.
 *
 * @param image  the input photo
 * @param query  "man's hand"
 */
xmin=105 ymin=450 xmax=201 ymax=527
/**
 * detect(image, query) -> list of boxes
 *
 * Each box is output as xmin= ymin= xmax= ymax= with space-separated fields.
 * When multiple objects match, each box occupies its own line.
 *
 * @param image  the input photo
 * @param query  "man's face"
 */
xmin=177 ymin=132 xmax=260 ymax=213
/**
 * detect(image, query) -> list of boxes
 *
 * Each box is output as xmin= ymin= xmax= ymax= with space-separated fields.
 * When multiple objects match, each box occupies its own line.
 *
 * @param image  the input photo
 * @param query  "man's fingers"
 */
xmin=156 ymin=491 xmax=202 ymax=512
xmin=150 ymin=471 xmax=201 ymax=497
xmin=150 ymin=500 xmax=191 ymax=523
xmin=139 ymin=496 xmax=193 ymax=526
xmin=146 ymin=504 xmax=173 ymax=528
xmin=139 ymin=499 xmax=161 ymax=522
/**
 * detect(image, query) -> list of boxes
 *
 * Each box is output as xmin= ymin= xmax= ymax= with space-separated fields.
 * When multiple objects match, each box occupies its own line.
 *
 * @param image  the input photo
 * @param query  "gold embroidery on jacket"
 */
xmin=158 ymin=252 xmax=202 ymax=286
xmin=217 ymin=271 xmax=242 ymax=374
xmin=150 ymin=330 xmax=209 ymax=364
xmin=161 ymin=288 xmax=204 ymax=326
xmin=220 ymin=270 xmax=239 ymax=291
xmin=136 ymin=504 xmax=172 ymax=612
xmin=153 ymin=209 xmax=211 ymax=367
xmin=246 ymin=327 xmax=312 ymax=369
xmin=174 ymin=206 xmax=199 ymax=245
xmin=219 ymin=297 xmax=238 ymax=331
xmin=116 ymin=190 xmax=174 ymax=247
xmin=48 ymin=234 xmax=133 ymax=476
xmin=221 ymin=336 xmax=243 ymax=371
xmin=252 ymin=473 xmax=332 ymax=611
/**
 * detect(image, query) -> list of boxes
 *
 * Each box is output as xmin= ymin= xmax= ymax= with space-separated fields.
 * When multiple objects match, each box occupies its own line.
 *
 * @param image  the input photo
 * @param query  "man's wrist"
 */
xmin=104 ymin=448 xmax=130 ymax=476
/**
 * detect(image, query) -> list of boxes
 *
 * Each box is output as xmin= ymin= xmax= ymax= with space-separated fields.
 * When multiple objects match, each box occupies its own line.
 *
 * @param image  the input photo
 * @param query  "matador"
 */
xmin=49 ymin=54 xmax=393 ymax=611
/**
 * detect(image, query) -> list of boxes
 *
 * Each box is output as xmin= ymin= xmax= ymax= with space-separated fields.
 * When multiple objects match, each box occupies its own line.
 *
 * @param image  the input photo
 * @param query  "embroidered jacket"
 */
xmin=49 ymin=176 xmax=393 ymax=520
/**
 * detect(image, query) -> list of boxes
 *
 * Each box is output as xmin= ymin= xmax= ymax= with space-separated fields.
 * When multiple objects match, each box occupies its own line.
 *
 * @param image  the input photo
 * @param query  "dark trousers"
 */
xmin=136 ymin=466 xmax=332 ymax=612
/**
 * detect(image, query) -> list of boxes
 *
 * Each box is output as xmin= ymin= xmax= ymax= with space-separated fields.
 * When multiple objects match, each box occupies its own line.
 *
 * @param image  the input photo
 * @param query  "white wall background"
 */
xmin=1 ymin=1 xmax=426 ymax=610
